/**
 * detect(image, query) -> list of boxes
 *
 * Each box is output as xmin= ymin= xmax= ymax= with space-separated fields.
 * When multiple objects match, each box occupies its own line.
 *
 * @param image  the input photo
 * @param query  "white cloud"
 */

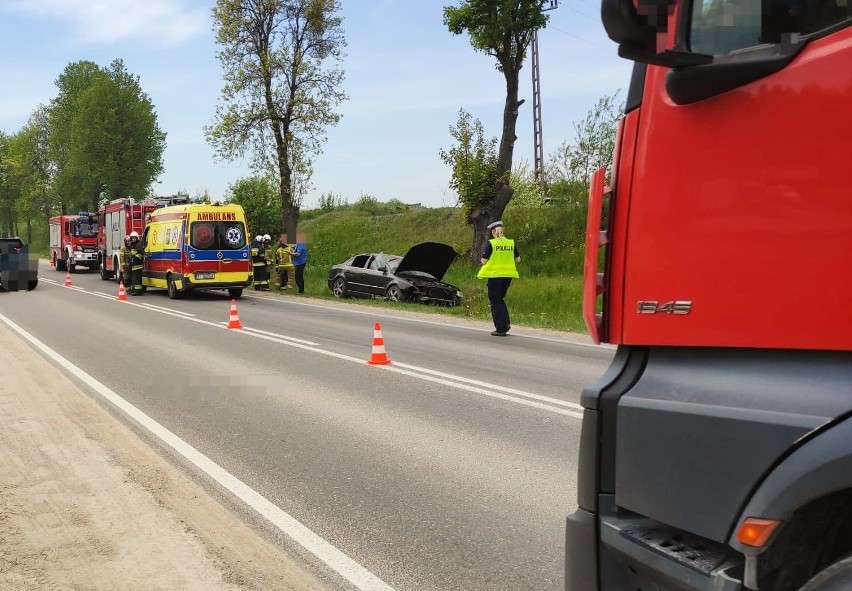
xmin=0 ymin=0 xmax=208 ymax=46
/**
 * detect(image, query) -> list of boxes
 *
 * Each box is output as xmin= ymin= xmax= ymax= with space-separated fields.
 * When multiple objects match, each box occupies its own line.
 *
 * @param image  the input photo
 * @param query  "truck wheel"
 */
xmin=800 ymin=554 xmax=852 ymax=591
xmin=55 ymin=255 xmax=66 ymax=271
xmin=167 ymin=276 xmax=182 ymax=299
xmin=69 ymin=261 xmax=76 ymax=273
xmin=100 ymin=261 xmax=112 ymax=280
xmin=228 ymin=287 xmax=243 ymax=299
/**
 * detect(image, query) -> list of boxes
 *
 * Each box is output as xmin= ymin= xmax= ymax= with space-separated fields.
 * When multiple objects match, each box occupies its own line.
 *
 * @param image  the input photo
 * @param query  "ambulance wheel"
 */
xmin=228 ymin=287 xmax=243 ymax=299
xmin=27 ymin=280 xmax=37 ymax=291
xmin=167 ymin=276 xmax=182 ymax=299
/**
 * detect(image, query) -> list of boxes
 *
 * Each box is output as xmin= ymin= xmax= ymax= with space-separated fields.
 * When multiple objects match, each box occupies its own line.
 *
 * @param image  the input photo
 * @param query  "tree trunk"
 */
xmin=26 ymin=219 xmax=32 ymax=244
xmin=282 ymin=201 xmax=299 ymax=243
xmin=467 ymin=184 xmax=514 ymax=264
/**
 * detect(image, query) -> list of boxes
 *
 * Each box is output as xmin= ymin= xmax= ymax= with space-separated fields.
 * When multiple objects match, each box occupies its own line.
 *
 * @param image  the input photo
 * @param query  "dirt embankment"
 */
xmin=0 ymin=323 xmax=327 ymax=591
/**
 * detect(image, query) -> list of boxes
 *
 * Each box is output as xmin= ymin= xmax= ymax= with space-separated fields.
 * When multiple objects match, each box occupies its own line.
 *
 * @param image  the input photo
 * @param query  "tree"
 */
xmin=444 ymin=0 xmax=550 ymax=261
xmin=440 ymin=108 xmax=499 ymax=261
xmin=48 ymin=59 xmax=166 ymax=211
xmin=13 ymin=106 xmax=57 ymax=242
xmin=226 ymin=176 xmax=282 ymax=236
xmin=207 ymin=0 xmax=348 ymax=243
xmin=548 ymin=90 xmax=623 ymax=189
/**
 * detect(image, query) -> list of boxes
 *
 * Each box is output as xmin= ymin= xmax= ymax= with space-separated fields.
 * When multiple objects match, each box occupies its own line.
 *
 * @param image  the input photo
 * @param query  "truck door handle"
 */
xmin=221 ymin=259 xmax=232 ymax=263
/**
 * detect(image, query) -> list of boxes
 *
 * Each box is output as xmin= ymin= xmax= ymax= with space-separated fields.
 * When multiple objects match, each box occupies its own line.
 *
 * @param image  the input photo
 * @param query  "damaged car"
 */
xmin=327 ymin=242 xmax=462 ymax=306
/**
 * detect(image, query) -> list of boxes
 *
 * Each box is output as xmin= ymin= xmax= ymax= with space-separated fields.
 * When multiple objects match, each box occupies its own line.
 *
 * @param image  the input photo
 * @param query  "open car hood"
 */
xmin=394 ymin=242 xmax=458 ymax=281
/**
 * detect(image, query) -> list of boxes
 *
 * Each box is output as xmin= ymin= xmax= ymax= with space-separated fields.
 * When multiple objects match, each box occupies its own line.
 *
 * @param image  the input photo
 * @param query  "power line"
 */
xmin=549 ymin=25 xmax=612 ymax=52
xmin=564 ymin=4 xmax=596 ymax=21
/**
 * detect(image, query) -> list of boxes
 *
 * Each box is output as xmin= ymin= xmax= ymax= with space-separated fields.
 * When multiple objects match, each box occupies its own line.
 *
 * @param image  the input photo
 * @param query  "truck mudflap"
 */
xmin=566 ymin=507 xmax=600 ymax=591
xmin=595 ymin=497 xmax=744 ymax=591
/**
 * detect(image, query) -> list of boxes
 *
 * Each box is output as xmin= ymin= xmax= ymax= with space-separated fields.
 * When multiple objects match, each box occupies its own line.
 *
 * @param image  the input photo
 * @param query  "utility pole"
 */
xmin=532 ymin=0 xmax=558 ymax=195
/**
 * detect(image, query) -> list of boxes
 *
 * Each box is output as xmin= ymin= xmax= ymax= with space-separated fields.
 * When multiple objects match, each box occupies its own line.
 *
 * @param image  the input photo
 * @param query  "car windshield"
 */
xmin=189 ymin=221 xmax=247 ymax=251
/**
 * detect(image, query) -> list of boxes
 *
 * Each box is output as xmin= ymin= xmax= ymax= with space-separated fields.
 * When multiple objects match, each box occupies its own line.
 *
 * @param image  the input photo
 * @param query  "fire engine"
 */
xmin=566 ymin=2 xmax=852 ymax=591
xmin=48 ymin=212 xmax=100 ymax=272
xmin=97 ymin=198 xmax=159 ymax=283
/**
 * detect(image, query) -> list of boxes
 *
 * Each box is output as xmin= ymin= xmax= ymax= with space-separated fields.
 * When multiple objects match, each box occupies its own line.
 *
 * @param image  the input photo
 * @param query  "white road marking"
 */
xmin=138 ymin=302 xmax=196 ymax=317
xmin=0 ymin=311 xmax=398 ymax=591
xmin=243 ymin=294 xmax=615 ymax=350
xmin=216 ymin=323 xmax=319 ymax=346
xmin=42 ymin=280 xmax=583 ymax=418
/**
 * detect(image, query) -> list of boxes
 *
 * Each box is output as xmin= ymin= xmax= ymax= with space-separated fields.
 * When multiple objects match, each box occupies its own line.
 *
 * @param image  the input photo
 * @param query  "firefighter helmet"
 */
xmin=255 ymin=235 xmax=263 ymax=242
xmin=129 ymin=231 xmax=140 ymax=238
xmin=263 ymin=234 xmax=271 ymax=241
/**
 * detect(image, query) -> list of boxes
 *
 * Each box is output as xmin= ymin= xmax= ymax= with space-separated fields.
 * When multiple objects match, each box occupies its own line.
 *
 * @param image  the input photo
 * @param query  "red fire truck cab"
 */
xmin=566 ymin=2 xmax=852 ymax=591
xmin=97 ymin=198 xmax=159 ymax=284
xmin=49 ymin=213 xmax=100 ymax=272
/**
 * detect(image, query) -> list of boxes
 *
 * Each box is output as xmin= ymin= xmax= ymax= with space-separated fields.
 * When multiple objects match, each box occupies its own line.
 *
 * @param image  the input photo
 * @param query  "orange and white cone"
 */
xmin=49 ymin=258 xmax=55 ymax=267
xmin=227 ymin=299 xmax=243 ymax=330
xmin=117 ymin=280 xmax=128 ymax=301
xmin=367 ymin=322 xmax=392 ymax=365
xmin=64 ymin=272 xmax=73 ymax=287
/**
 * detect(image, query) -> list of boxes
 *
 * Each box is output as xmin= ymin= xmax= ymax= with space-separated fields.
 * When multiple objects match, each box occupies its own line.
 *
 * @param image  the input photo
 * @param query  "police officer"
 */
xmin=128 ymin=231 xmax=145 ymax=296
xmin=119 ymin=235 xmax=131 ymax=286
xmin=250 ymin=234 xmax=267 ymax=290
xmin=477 ymin=220 xmax=520 ymax=336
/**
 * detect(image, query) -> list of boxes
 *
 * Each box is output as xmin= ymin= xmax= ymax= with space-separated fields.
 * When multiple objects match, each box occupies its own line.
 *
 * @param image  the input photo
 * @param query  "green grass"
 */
xmin=280 ymin=203 xmax=590 ymax=334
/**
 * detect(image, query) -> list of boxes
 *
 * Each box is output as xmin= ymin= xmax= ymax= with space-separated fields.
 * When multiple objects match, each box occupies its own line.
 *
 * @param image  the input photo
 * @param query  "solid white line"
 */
xmin=41 ymin=279 xmax=580 ymax=418
xmin=243 ymin=294 xmax=614 ymax=350
xmin=138 ymin=302 xmax=196 ymax=317
xmin=0 ymin=311 xmax=397 ymax=591
xmin=216 ymin=323 xmax=319 ymax=346
xmin=392 ymin=361 xmax=584 ymax=411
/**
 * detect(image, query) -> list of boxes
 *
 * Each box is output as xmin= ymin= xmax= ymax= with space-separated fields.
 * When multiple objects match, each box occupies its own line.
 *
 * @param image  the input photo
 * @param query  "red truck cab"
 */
xmin=567 ymin=2 xmax=852 ymax=591
xmin=49 ymin=212 xmax=100 ymax=273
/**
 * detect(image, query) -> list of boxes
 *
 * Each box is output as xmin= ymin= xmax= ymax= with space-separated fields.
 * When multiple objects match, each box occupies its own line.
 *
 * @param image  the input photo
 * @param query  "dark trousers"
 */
xmin=253 ymin=264 xmax=268 ymax=289
xmin=294 ymin=264 xmax=305 ymax=293
xmin=487 ymin=278 xmax=512 ymax=332
xmin=131 ymin=268 xmax=144 ymax=294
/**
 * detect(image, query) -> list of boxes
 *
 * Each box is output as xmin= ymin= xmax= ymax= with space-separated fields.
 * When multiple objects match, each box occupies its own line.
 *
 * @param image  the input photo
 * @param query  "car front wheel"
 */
xmin=386 ymin=285 xmax=402 ymax=302
xmin=331 ymin=276 xmax=347 ymax=298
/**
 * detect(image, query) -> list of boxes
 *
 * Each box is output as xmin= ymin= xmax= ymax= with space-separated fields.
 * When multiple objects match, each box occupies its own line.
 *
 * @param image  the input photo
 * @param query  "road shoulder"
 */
xmin=0 ymin=321 xmax=326 ymax=591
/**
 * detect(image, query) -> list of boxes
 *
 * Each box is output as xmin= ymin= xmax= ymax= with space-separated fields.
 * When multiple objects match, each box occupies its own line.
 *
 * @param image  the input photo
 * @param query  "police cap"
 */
xmin=487 ymin=221 xmax=503 ymax=231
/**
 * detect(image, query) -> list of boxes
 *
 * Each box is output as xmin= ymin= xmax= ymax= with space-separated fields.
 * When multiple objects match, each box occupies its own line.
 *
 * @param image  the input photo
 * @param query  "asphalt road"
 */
xmin=1 ymin=261 xmax=614 ymax=591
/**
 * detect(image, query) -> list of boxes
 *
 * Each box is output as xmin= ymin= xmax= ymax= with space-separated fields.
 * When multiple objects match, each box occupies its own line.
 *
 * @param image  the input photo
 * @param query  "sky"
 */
xmin=0 ymin=0 xmax=633 ymax=209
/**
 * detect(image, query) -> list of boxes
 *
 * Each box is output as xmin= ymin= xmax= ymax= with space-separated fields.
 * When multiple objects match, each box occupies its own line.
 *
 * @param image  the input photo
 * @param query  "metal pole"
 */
xmin=533 ymin=1 xmax=558 ymax=194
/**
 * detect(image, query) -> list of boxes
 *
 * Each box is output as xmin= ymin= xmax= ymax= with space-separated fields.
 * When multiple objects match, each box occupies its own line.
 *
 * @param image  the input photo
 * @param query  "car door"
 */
xmin=363 ymin=254 xmax=393 ymax=296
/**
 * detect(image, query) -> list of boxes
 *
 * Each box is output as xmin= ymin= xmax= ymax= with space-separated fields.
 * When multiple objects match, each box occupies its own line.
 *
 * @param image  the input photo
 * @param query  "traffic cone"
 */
xmin=226 ymin=299 xmax=243 ymax=330
xmin=49 ymin=258 xmax=54 ymax=267
xmin=117 ymin=281 xmax=128 ymax=301
xmin=366 ymin=322 xmax=392 ymax=366
xmin=64 ymin=272 xmax=72 ymax=287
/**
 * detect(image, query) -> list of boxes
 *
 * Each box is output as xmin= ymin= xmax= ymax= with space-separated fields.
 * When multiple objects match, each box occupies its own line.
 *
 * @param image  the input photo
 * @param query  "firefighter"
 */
xmin=250 ymin=234 xmax=267 ymax=290
xmin=262 ymin=234 xmax=274 ymax=289
xmin=119 ymin=235 xmax=131 ymax=286
xmin=275 ymin=237 xmax=295 ymax=291
xmin=128 ymin=231 xmax=145 ymax=296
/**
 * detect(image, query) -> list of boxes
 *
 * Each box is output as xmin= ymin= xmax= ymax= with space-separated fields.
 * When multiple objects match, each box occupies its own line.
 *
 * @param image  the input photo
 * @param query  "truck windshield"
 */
xmin=189 ymin=221 xmax=247 ymax=251
xmin=75 ymin=221 xmax=99 ymax=238
xmin=690 ymin=0 xmax=852 ymax=55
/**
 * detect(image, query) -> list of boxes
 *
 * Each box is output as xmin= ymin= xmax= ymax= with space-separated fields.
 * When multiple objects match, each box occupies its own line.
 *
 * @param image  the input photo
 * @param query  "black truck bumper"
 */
xmin=567 ymin=501 xmax=744 ymax=591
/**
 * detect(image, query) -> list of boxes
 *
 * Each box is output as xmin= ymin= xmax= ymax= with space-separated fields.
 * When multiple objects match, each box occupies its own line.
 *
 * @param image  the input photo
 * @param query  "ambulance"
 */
xmin=141 ymin=202 xmax=252 ymax=299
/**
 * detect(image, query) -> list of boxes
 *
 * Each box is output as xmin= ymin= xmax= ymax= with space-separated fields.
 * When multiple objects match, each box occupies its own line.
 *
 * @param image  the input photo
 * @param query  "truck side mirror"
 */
xmin=602 ymin=0 xmax=713 ymax=68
